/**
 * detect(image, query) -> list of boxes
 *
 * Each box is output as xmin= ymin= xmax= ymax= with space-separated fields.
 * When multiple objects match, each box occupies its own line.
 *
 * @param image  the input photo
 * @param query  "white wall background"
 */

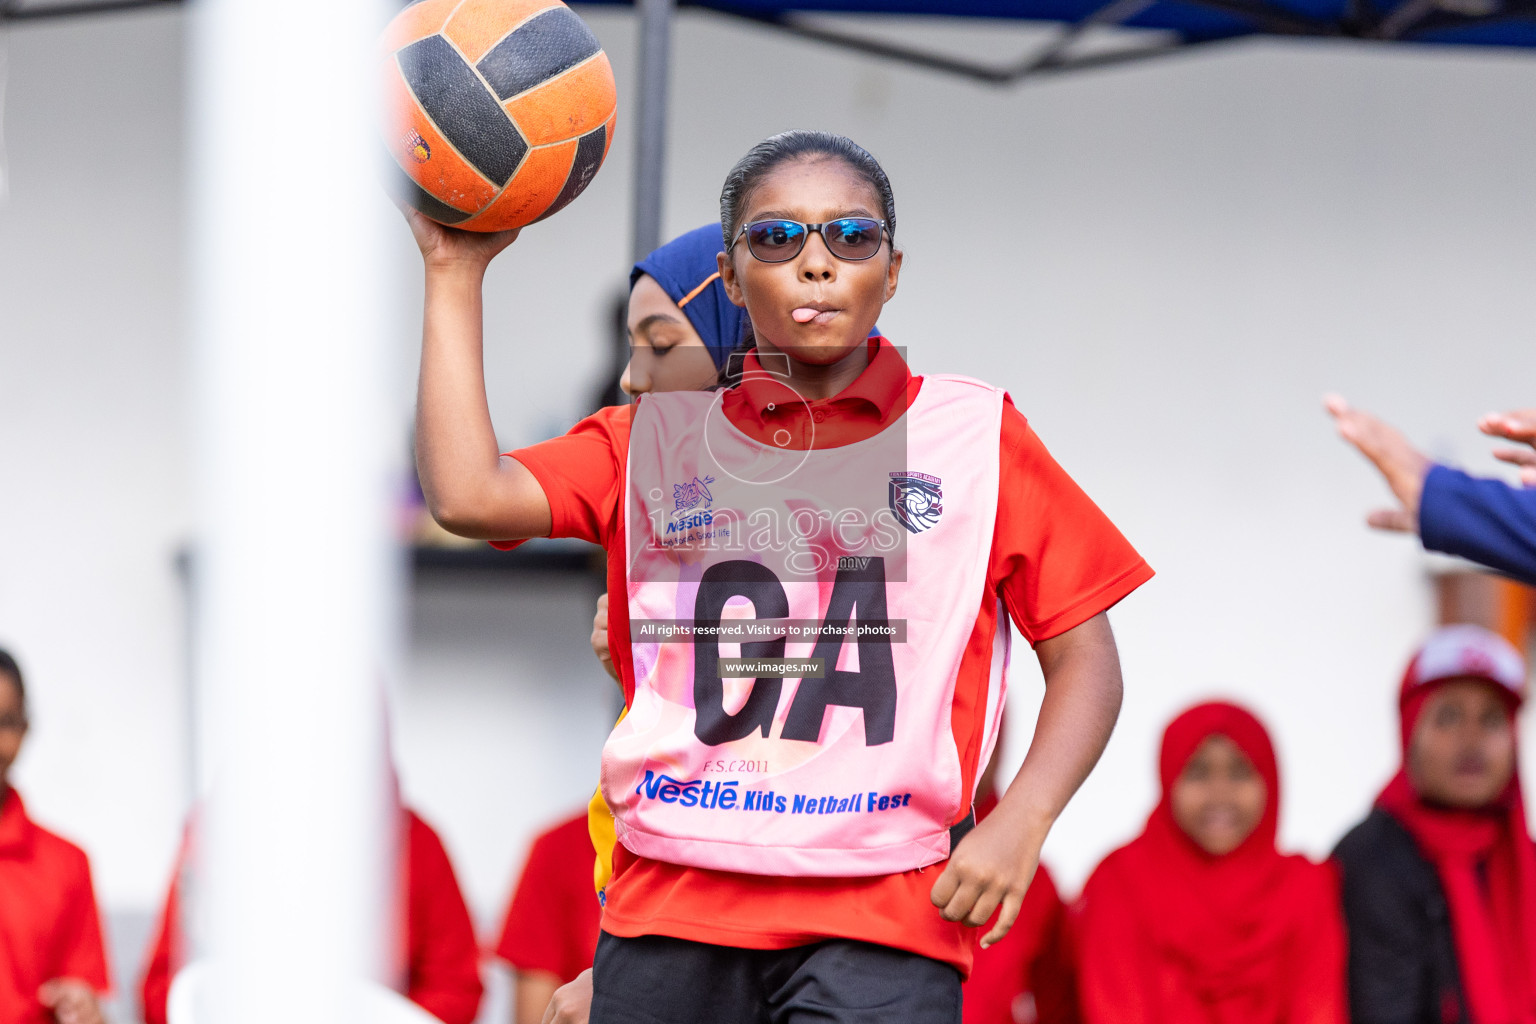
xmin=2 ymin=4 xmax=1534 ymax=1020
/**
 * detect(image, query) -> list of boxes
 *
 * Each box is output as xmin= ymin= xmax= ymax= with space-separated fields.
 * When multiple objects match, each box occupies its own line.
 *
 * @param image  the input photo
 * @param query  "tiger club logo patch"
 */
xmin=888 ymin=472 xmax=942 ymax=534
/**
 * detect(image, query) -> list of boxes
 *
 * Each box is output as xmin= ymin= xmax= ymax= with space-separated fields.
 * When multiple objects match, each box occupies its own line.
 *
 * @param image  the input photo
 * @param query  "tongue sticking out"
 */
xmin=793 ymin=307 xmax=834 ymax=324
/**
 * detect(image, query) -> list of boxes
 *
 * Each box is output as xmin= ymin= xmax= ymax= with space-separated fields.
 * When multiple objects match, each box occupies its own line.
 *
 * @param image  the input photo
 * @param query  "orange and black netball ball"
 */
xmin=382 ymin=0 xmax=616 ymax=231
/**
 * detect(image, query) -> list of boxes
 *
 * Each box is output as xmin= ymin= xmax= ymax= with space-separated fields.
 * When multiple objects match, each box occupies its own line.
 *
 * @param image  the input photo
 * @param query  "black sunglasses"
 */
xmin=729 ymin=217 xmax=888 ymax=263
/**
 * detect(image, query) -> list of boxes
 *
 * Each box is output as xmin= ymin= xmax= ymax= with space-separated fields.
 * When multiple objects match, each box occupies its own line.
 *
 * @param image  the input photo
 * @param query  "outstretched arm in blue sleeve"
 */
xmin=1420 ymin=465 xmax=1536 ymax=586
xmin=1326 ymin=396 xmax=1536 ymax=585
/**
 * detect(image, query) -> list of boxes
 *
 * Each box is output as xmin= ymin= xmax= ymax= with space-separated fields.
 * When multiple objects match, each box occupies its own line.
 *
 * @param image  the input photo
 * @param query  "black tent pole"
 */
xmin=632 ymin=0 xmax=675 ymax=263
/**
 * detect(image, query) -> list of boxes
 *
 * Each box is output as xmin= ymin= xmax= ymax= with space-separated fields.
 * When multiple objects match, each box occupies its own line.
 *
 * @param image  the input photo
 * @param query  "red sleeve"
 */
xmin=49 ymin=845 xmax=111 ymax=994
xmin=495 ymin=405 xmax=632 ymax=548
xmin=405 ymin=813 xmax=484 ymax=1024
xmin=993 ymin=400 xmax=1153 ymax=643
xmin=495 ymin=815 xmax=602 ymax=984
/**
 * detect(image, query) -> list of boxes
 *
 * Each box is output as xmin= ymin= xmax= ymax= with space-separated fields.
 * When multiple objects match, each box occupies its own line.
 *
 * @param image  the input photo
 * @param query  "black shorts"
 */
xmin=589 ymin=931 xmax=962 ymax=1024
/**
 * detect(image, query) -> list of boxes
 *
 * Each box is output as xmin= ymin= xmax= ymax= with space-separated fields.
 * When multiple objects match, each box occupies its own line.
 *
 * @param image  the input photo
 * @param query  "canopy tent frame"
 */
xmin=0 ymin=0 xmax=178 ymax=18
xmin=9 ymin=0 xmax=1532 ymax=55
xmin=703 ymin=3 xmax=1230 ymax=82
xmin=691 ymin=0 xmax=1536 ymax=84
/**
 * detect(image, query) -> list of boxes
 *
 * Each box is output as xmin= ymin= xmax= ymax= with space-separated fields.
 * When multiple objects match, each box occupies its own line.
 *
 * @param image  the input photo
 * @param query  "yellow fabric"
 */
xmin=589 ymin=707 xmax=625 ymax=895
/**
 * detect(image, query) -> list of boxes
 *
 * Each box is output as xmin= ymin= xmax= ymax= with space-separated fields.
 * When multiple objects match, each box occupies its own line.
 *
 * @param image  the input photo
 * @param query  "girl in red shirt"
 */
xmin=403 ymin=130 xmax=1151 ymax=1024
xmin=0 ymin=649 xmax=112 ymax=1024
xmin=1072 ymin=701 xmax=1347 ymax=1024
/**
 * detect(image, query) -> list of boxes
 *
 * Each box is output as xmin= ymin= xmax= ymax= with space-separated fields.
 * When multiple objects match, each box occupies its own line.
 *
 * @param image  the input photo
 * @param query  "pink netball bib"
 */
xmin=602 ymin=374 xmax=1007 ymax=876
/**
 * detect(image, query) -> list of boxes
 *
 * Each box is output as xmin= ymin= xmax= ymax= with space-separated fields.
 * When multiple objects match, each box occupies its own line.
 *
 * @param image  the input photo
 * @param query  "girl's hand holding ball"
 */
xmin=399 ymin=203 xmax=521 ymax=272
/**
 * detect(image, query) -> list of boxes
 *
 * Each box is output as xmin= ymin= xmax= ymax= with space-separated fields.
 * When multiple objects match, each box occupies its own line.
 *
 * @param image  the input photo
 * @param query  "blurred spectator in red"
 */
xmin=0 ymin=647 xmax=112 ymax=1024
xmin=1074 ymin=701 xmax=1346 ymax=1024
xmin=140 ymin=806 xmax=482 ymax=1024
xmin=494 ymin=809 xmax=603 ymax=1024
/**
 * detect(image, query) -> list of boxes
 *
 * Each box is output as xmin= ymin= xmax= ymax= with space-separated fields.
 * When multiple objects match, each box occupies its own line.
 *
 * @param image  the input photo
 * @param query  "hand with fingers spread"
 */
xmin=1480 ymin=408 xmax=1536 ymax=447
xmin=1481 ymin=408 xmax=1536 ymax=487
xmin=1324 ymin=394 xmax=1432 ymax=533
xmin=1325 ymin=394 xmax=1536 ymax=585
xmin=1492 ymin=447 xmax=1536 ymax=487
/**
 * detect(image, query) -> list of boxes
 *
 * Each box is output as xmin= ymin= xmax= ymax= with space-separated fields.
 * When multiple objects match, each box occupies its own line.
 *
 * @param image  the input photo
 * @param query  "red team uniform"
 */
xmin=0 ymin=789 xmax=112 ymax=1024
xmin=502 ymin=338 xmax=1151 ymax=975
xmin=140 ymin=809 xmax=483 ymax=1024
xmin=495 ymin=810 xmax=604 ymax=985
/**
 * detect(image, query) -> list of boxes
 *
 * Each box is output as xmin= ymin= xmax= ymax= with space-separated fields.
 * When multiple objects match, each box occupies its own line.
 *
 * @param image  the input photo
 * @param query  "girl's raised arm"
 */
xmin=405 ymin=207 xmax=553 ymax=541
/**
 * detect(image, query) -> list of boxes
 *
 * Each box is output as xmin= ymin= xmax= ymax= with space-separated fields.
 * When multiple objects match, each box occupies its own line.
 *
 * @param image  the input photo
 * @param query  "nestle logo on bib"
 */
xmin=636 ymin=769 xmax=740 ymax=809
xmin=888 ymin=472 xmax=943 ymax=534
xmin=633 ymin=767 xmax=910 ymax=821
xmin=673 ymin=475 xmax=715 ymax=514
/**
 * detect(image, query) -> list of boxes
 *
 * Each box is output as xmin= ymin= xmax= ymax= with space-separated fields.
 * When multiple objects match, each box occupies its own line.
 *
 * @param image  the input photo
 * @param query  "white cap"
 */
xmin=1406 ymin=624 xmax=1528 ymax=701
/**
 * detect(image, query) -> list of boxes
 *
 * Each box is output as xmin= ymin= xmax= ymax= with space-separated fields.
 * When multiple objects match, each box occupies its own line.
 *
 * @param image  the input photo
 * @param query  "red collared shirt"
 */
xmin=720 ymin=338 xmax=918 ymax=449
xmin=504 ymin=338 xmax=1152 ymax=973
xmin=0 ymin=789 xmax=111 ymax=1024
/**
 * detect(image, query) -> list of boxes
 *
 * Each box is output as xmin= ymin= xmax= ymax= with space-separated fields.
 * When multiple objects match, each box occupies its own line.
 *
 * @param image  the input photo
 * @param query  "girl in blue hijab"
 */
xmin=623 ymin=224 xmax=746 ymax=395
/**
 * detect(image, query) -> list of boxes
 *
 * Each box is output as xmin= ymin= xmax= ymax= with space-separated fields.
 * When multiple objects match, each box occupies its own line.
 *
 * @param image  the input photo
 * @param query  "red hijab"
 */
xmin=1375 ymin=625 xmax=1536 ymax=1024
xmin=1076 ymin=701 xmax=1346 ymax=1024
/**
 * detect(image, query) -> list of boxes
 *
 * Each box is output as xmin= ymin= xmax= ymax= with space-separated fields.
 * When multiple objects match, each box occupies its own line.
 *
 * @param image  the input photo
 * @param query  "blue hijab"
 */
xmin=630 ymin=224 xmax=746 ymax=371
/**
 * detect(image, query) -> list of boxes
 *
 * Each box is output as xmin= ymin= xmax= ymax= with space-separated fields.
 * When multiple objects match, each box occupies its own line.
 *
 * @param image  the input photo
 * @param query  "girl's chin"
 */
xmin=761 ymin=334 xmax=870 ymax=363
xmin=1192 ymin=832 xmax=1247 ymax=856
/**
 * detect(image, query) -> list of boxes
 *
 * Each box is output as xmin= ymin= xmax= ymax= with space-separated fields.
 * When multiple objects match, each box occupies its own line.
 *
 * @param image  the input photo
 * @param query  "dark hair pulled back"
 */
xmin=719 ymin=131 xmax=896 ymax=251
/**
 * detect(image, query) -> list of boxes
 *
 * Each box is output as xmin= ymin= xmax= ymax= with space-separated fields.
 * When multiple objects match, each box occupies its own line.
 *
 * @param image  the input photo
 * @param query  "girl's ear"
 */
xmin=883 ymin=247 xmax=903 ymax=303
xmin=717 ymin=250 xmax=746 ymax=308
